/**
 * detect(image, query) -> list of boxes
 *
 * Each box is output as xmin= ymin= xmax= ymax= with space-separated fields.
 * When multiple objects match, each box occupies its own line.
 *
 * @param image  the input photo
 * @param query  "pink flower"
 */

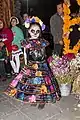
xmin=47 ymin=56 xmax=53 ymax=63
xmin=29 ymin=95 xmax=36 ymax=103
xmin=26 ymin=43 xmax=31 ymax=48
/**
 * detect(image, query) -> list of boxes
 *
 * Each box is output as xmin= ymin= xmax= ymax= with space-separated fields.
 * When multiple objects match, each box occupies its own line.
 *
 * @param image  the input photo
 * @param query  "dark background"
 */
xmin=20 ymin=0 xmax=79 ymax=29
xmin=21 ymin=0 xmax=56 ymax=26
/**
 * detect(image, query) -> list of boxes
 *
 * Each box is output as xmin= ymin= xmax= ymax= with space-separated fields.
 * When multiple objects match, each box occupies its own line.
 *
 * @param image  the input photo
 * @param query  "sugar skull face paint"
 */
xmin=28 ymin=24 xmax=41 ymax=39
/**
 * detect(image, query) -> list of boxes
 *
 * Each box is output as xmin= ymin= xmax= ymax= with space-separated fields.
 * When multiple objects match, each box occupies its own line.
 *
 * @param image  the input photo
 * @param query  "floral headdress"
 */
xmin=25 ymin=16 xmax=46 ymax=31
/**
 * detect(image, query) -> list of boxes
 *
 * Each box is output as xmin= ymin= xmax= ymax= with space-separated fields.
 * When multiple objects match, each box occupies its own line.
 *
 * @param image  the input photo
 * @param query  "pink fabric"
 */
xmin=50 ymin=85 xmax=54 ymax=92
xmin=15 ymin=73 xmax=23 ymax=79
xmin=47 ymin=56 xmax=53 ymax=63
xmin=44 ymin=76 xmax=51 ymax=84
xmin=26 ymin=43 xmax=31 ymax=48
xmin=10 ymin=79 xmax=19 ymax=87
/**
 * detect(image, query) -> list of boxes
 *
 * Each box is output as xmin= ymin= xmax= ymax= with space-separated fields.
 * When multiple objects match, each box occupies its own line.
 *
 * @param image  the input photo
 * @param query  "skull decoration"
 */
xmin=29 ymin=48 xmax=45 ymax=61
xmin=28 ymin=24 xmax=41 ymax=39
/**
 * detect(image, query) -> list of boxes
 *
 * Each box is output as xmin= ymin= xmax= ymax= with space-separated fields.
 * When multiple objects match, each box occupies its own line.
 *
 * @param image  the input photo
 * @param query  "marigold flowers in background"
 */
xmin=63 ymin=0 xmax=80 ymax=54
xmin=76 ymin=0 xmax=80 ymax=5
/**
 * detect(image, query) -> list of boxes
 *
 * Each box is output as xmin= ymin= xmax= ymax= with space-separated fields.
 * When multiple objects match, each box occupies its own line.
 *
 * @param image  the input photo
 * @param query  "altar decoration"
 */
xmin=63 ymin=0 xmax=80 ymax=54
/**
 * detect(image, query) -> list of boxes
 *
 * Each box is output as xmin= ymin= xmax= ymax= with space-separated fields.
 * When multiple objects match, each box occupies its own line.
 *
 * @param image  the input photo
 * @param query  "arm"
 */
xmin=3 ymin=28 xmax=13 ymax=52
xmin=3 ymin=29 xmax=13 ymax=45
xmin=18 ymin=28 xmax=24 ymax=42
xmin=50 ymin=15 xmax=63 ymax=44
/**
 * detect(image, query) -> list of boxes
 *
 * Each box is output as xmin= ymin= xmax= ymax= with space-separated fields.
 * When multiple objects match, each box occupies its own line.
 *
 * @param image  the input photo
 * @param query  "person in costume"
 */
xmin=0 ymin=19 xmax=13 ymax=79
xmin=5 ymin=16 xmax=60 ymax=108
xmin=10 ymin=16 xmax=24 ymax=74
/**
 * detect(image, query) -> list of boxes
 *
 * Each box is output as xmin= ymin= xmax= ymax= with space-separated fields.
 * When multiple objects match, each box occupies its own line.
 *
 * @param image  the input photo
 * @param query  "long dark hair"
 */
xmin=9 ymin=17 xmax=20 ymax=28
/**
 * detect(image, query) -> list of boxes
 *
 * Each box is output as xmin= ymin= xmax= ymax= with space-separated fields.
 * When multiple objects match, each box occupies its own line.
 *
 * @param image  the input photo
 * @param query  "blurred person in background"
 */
xmin=10 ymin=16 xmax=24 ymax=75
xmin=50 ymin=1 xmax=64 ymax=57
xmin=0 ymin=19 xmax=13 ymax=80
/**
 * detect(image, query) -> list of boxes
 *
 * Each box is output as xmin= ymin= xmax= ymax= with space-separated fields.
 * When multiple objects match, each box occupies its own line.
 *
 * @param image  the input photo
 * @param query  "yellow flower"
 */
xmin=32 ymin=64 xmax=38 ymax=69
xmin=35 ymin=17 xmax=40 ymax=23
xmin=77 ymin=17 xmax=80 ymax=23
xmin=64 ymin=15 xmax=71 ymax=21
xmin=9 ymin=89 xmax=17 ymax=96
xmin=40 ymin=85 xmax=47 ymax=94
xmin=76 ymin=0 xmax=80 ymax=5
xmin=63 ymin=1 xmax=80 ymax=54
xmin=70 ymin=18 xmax=78 ymax=25
xmin=35 ymin=71 xmax=42 ymax=76
xmin=63 ymin=3 xmax=70 ymax=14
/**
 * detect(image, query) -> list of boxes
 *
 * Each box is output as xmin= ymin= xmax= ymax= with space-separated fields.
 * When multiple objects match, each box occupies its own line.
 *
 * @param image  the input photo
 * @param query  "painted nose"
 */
xmin=34 ymin=32 xmax=37 ymax=35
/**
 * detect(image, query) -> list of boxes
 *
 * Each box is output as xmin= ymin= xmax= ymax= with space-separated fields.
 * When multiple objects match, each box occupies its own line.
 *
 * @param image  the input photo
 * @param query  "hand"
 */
xmin=0 ymin=42 xmax=4 ymax=47
xmin=0 ymin=39 xmax=2 ymax=42
xmin=59 ymin=40 xmax=63 ymax=45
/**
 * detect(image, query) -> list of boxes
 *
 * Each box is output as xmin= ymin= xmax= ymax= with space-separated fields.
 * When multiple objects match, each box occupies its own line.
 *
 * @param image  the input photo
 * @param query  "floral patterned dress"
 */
xmin=5 ymin=38 xmax=60 ymax=103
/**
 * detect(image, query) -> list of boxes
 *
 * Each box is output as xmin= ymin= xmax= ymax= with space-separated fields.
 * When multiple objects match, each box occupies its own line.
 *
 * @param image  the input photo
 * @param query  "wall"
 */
xmin=0 ymin=0 xmax=14 ymax=27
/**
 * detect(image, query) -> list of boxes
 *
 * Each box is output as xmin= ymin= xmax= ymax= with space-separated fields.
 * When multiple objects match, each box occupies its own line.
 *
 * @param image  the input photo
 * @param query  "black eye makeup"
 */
xmin=31 ymin=29 xmax=35 ymax=33
xmin=36 ymin=30 xmax=40 ymax=34
xmin=31 ymin=29 xmax=40 ymax=34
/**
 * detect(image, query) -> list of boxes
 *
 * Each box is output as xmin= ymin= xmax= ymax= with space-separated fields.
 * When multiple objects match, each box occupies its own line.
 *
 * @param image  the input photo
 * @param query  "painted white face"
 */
xmin=29 ymin=24 xmax=41 ymax=39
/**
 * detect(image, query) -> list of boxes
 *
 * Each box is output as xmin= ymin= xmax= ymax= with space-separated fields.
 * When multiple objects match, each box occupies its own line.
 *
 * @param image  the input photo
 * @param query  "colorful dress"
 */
xmin=5 ymin=38 xmax=60 ymax=103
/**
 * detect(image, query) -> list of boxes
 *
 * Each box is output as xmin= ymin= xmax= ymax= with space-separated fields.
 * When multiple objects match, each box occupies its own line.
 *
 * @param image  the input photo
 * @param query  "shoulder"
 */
xmin=3 ymin=28 xmax=13 ymax=34
xmin=50 ymin=13 xmax=58 ymax=20
xmin=15 ymin=26 xmax=22 ymax=31
xmin=12 ymin=26 xmax=23 ymax=32
xmin=50 ymin=13 xmax=58 ymax=24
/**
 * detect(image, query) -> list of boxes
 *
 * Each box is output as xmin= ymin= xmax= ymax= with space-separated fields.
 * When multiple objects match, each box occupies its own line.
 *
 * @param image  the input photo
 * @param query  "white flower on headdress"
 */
xmin=25 ymin=22 xmax=30 ymax=28
xmin=25 ymin=18 xmax=30 ymax=28
xmin=25 ymin=16 xmax=45 ymax=30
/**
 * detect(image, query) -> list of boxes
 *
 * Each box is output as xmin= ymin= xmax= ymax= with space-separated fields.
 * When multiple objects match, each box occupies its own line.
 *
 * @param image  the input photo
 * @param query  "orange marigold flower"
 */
xmin=76 ymin=0 xmax=80 ymax=5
